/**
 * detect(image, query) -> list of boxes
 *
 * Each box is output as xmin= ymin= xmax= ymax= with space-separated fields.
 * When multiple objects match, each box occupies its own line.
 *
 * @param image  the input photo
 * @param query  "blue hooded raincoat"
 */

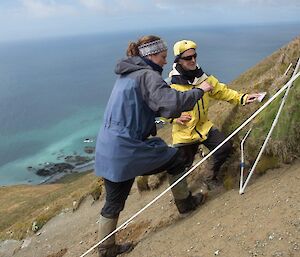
xmin=95 ymin=56 xmax=203 ymax=182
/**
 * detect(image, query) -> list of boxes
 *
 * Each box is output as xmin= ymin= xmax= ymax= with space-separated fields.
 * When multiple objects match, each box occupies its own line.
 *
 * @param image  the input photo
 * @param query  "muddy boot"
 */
xmin=174 ymin=192 xmax=206 ymax=214
xmin=97 ymin=215 xmax=133 ymax=257
xmin=168 ymin=174 xmax=207 ymax=214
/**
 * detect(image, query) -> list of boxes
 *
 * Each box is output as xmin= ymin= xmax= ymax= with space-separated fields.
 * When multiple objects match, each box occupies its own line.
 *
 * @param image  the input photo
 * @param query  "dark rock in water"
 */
xmin=36 ymin=163 xmax=74 ymax=176
xmin=36 ymin=168 xmax=54 ymax=176
xmin=84 ymin=146 xmax=95 ymax=154
xmin=64 ymin=155 xmax=92 ymax=164
xmin=53 ymin=163 xmax=74 ymax=170
xmin=33 ymin=154 xmax=93 ymax=178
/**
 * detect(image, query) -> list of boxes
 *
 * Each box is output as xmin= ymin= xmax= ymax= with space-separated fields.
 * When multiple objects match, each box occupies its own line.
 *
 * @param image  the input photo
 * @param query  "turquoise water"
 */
xmin=0 ymin=23 xmax=299 ymax=185
xmin=0 ymin=107 xmax=102 ymax=184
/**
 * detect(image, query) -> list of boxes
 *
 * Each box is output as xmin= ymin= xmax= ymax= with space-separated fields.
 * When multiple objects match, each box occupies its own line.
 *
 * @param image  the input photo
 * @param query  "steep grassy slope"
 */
xmin=208 ymin=36 xmax=300 ymax=181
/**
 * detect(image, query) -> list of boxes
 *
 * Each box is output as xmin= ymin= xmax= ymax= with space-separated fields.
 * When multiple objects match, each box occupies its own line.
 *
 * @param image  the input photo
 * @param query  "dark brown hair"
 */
xmin=126 ymin=35 xmax=161 ymax=57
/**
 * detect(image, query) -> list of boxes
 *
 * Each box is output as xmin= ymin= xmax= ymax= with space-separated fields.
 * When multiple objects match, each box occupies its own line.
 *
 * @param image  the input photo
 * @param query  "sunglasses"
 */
xmin=180 ymin=53 xmax=197 ymax=61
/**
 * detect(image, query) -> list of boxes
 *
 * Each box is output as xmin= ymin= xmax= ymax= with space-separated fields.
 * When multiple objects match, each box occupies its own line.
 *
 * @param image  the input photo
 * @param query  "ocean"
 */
xmin=0 ymin=23 xmax=299 ymax=185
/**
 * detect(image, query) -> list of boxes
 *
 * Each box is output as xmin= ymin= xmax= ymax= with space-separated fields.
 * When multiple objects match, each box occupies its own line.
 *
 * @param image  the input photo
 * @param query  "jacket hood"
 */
xmin=169 ymin=63 xmax=203 ymax=77
xmin=169 ymin=63 xmax=208 ymax=86
xmin=115 ymin=56 xmax=151 ymax=75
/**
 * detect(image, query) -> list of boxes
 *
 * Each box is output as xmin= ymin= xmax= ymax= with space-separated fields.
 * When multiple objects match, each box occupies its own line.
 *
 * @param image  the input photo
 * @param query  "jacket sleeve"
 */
xmin=140 ymin=71 xmax=204 ymax=119
xmin=206 ymin=75 xmax=248 ymax=105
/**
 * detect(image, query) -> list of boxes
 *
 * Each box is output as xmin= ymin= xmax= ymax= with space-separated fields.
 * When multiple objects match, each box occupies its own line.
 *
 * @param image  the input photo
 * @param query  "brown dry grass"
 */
xmin=0 ymin=171 xmax=102 ymax=240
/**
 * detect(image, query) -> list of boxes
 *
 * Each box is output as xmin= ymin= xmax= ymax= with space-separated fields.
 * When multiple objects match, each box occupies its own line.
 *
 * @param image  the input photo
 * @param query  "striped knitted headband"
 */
xmin=138 ymin=39 xmax=168 ymax=57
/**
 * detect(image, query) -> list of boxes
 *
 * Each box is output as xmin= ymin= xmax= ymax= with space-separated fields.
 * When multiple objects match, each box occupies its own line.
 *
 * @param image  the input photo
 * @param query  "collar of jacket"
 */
xmin=142 ymin=57 xmax=163 ymax=75
xmin=170 ymin=63 xmax=206 ymax=85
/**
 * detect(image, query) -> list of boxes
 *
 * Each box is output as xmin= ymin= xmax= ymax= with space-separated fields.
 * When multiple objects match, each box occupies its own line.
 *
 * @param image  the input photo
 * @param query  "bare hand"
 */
xmin=246 ymin=93 xmax=261 ymax=104
xmin=176 ymin=113 xmax=192 ymax=125
xmin=198 ymin=81 xmax=213 ymax=92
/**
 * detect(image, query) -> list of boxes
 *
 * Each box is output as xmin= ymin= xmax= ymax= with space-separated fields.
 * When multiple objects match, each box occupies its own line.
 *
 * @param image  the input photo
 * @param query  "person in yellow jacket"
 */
xmin=168 ymin=39 xmax=259 ymax=187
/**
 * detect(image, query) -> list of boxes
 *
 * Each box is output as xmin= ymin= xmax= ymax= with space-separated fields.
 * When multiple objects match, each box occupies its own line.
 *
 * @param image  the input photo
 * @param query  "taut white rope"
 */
xmin=240 ymin=59 xmax=300 ymax=194
xmin=79 ymin=72 xmax=300 ymax=257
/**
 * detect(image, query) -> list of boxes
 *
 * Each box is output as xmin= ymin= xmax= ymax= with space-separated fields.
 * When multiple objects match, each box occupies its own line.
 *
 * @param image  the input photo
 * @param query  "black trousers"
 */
xmin=176 ymin=128 xmax=232 ymax=178
xmin=101 ymin=128 xmax=232 ymax=218
xmin=101 ymin=148 xmax=189 ymax=218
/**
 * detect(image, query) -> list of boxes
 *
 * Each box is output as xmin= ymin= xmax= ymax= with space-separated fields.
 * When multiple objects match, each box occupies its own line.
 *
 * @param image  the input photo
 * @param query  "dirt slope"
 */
xmin=1 ymin=160 xmax=299 ymax=257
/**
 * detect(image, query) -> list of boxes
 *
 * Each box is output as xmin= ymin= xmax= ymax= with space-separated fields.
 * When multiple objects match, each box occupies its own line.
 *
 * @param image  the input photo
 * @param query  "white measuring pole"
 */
xmin=239 ymin=128 xmax=252 ymax=193
xmin=79 ymin=72 xmax=300 ymax=257
xmin=240 ymin=59 xmax=300 ymax=194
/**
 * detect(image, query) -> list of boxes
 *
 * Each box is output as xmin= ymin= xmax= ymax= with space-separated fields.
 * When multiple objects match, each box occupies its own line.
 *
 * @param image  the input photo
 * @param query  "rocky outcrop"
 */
xmin=63 ymin=155 xmax=92 ymax=166
xmin=36 ymin=163 xmax=74 ymax=176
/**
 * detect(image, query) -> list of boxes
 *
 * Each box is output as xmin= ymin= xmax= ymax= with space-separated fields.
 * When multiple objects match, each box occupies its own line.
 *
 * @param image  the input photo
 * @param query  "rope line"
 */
xmin=79 ymin=72 xmax=300 ymax=257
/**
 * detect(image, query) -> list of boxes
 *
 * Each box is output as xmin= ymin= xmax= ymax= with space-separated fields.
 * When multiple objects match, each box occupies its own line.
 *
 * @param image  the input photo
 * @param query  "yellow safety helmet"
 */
xmin=173 ymin=40 xmax=197 ymax=56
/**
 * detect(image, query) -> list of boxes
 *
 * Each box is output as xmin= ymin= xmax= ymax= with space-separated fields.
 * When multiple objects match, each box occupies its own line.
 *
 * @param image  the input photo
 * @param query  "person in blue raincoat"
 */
xmin=94 ymin=35 xmax=213 ymax=257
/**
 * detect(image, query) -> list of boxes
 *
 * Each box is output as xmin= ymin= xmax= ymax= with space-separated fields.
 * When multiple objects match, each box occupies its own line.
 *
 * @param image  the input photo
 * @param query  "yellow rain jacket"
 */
xmin=169 ymin=67 xmax=248 ymax=146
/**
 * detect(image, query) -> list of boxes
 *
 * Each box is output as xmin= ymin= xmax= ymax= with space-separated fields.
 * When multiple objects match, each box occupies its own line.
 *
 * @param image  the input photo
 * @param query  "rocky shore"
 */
xmin=27 ymin=146 xmax=96 ymax=184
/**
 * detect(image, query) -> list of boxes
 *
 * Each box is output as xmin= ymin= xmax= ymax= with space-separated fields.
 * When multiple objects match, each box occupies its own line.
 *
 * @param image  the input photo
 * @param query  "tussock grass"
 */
xmin=251 ymin=77 xmax=300 ymax=163
xmin=213 ymin=36 xmax=300 ymax=184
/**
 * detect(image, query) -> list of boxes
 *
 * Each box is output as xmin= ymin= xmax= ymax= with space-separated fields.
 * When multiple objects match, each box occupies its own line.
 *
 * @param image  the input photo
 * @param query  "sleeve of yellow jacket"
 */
xmin=206 ymin=75 xmax=248 ymax=105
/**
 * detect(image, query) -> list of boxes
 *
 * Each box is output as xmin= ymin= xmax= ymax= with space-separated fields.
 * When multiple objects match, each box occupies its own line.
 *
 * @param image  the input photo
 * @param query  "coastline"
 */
xmin=38 ymin=160 xmax=95 ymax=185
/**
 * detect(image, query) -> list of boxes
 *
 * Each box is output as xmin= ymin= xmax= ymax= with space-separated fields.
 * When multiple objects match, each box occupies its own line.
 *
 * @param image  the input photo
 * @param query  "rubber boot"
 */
xmin=97 ymin=215 xmax=133 ymax=257
xmin=203 ymin=160 xmax=222 ymax=190
xmin=168 ymin=173 xmax=207 ymax=214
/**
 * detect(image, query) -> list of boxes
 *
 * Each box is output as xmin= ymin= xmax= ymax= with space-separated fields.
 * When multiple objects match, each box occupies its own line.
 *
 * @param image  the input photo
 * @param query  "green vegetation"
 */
xmin=249 ymin=77 xmax=300 ymax=163
xmin=209 ymin=36 xmax=299 ymax=185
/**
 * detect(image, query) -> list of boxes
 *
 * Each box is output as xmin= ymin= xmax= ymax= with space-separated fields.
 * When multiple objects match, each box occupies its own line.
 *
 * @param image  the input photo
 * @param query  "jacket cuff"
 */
xmin=195 ymin=88 xmax=204 ymax=99
xmin=241 ymin=94 xmax=248 ymax=105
